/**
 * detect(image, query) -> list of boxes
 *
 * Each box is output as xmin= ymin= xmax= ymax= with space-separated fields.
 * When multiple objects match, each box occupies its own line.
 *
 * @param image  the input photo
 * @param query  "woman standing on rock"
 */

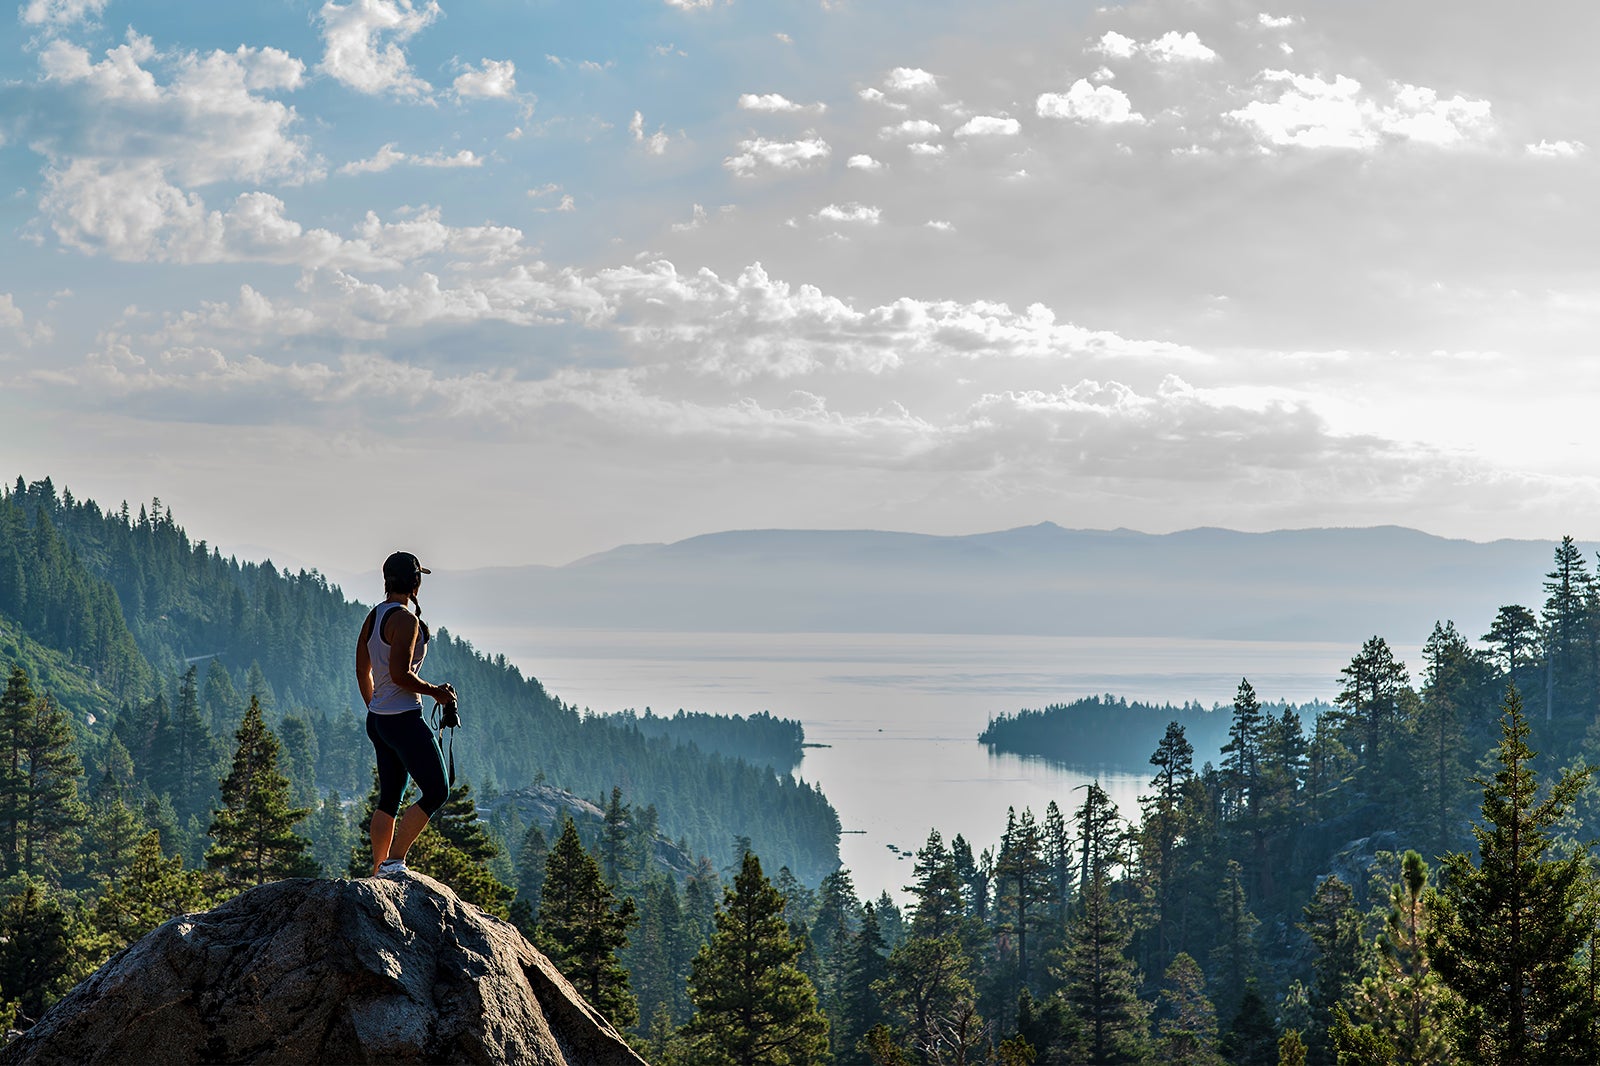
xmin=355 ymin=551 xmax=456 ymax=878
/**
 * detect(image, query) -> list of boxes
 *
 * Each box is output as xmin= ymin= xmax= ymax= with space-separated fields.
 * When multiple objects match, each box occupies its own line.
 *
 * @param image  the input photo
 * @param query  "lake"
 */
xmin=467 ymin=628 xmax=1404 ymax=901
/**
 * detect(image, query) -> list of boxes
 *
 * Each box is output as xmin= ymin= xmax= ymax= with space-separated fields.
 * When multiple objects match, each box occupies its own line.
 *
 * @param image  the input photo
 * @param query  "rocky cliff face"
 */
xmin=0 ymin=872 xmax=647 ymax=1066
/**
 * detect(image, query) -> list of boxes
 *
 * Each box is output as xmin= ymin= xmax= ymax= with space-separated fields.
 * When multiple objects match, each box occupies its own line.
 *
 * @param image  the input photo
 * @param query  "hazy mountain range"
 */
xmin=422 ymin=524 xmax=1590 ymax=645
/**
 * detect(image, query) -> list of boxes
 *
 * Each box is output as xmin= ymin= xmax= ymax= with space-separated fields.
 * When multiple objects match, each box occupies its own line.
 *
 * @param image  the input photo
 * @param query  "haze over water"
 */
xmin=472 ymin=628 xmax=1404 ymax=900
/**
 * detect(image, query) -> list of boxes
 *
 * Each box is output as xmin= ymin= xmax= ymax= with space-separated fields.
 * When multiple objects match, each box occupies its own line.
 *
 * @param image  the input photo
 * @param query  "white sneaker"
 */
xmin=378 ymin=858 xmax=409 ymax=878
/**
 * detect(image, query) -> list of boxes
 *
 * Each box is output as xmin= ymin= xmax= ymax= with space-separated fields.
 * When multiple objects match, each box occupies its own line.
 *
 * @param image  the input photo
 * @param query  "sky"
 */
xmin=3 ymin=0 xmax=1600 ymax=583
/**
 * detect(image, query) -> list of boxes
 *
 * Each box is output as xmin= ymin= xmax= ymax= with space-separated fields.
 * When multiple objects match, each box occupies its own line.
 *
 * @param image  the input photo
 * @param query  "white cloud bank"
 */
xmin=724 ymin=136 xmax=831 ymax=175
xmin=738 ymin=93 xmax=826 ymax=113
xmin=453 ymin=59 xmax=517 ymax=99
xmin=317 ymin=0 xmax=441 ymax=99
xmin=1228 ymin=71 xmax=1493 ymax=150
xmin=955 ymin=115 xmax=1020 ymax=137
xmin=1037 ymin=81 xmax=1144 ymax=125
xmin=339 ymin=145 xmax=482 ymax=174
xmin=1093 ymin=30 xmax=1217 ymax=62
xmin=20 ymin=0 xmax=107 ymax=27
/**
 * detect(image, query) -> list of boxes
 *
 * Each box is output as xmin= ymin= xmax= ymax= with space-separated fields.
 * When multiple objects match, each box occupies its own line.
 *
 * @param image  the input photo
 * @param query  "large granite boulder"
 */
xmin=0 ymin=872 xmax=647 ymax=1065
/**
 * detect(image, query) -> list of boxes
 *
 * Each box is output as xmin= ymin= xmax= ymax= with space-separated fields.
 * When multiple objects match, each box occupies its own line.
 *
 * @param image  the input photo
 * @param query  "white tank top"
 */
xmin=367 ymin=601 xmax=428 ymax=713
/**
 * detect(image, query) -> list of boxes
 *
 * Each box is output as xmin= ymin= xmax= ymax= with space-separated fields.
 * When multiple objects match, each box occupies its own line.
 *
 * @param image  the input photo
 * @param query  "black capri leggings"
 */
xmin=366 ymin=709 xmax=449 ymax=817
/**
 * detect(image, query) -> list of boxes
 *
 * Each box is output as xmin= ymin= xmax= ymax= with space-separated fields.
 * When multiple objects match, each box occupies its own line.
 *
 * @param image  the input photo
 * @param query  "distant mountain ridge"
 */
xmin=429 ymin=523 xmax=1590 ymax=645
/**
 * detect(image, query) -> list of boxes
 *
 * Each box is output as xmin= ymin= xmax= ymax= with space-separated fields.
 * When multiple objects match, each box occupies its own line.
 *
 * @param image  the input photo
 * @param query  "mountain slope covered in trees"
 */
xmin=0 ymin=476 xmax=839 ymax=883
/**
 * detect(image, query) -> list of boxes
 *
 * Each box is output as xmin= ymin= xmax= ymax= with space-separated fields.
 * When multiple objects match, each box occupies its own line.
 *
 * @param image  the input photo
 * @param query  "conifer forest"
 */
xmin=8 ymin=474 xmax=1600 ymax=1064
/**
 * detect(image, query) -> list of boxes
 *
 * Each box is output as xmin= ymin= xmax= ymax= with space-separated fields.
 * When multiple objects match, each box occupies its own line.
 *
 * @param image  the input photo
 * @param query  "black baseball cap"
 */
xmin=382 ymin=551 xmax=431 ymax=582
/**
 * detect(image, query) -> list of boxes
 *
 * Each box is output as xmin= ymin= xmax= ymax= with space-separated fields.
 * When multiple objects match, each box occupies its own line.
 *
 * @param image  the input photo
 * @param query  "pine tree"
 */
xmin=1157 ymin=952 xmax=1223 ymax=1066
xmin=877 ymin=933 xmax=976 ymax=1063
xmin=1483 ymin=605 xmax=1541 ymax=678
xmin=1143 ymin=721 xmax=1195 ymax=963
xmin=536 ymin=817 xmax=639 ymax=1028
xmin=167 ymin=665 xmax=220 ymax=823
xmin=204 ymin=695 xmax=317 ymax=889
xmin=77 ymin=769 xmax=148 ymax=892
xmin=995 ymin=806 xmax=1052 ymax=1003
xmin=1218 ymin=984 xmax=1277 ymax=1065
xmin=1331 ymin=850 xmax=1453 ymax=1065
xmin=836 ymin=901 xmax=890 ymax=1058
xmin=1542 ymin=536 xmax=1594 ymax=720
xmin=310 ymin=789 xmax=354 ymax=877
xmin=600 ymin=786 xmax=636 ymax=888
xmin=625 ymin=873 xmax=693 ymax=1027
xmin=1055 ymin=862 xmax=1150 ymax=1064
xmin=905 ymin=829 xmax=964 ymax=940
xmin=1208 ymin=859 xmax=1259 ymax=1020
xmin=1220 ymin=678 xmax=1264 ymax=822
xmin=1299 ymin=874 xmax=1365 ymax=1065
xmin=1428 ymin=685 xmax=1595 ymax=1062
xmin=685 ymin=850 xmax=829 ymax=1065
xmin=810 ymin=867 xmax=860 ymax=1018
xmin=89 ymin=829 xmax=212 ymax=955
xmin=1332 ymin=636 xmax=1411 ymax=802
xmin=0 ymin=668 xmax=89 ymax=885
xmin=0 ymin=667 xmax=35 ymax=871
xmin=512 ymin=821 xmax=550 ymax=931
xmin=0 ymin=879 xmax=75 ymax=1024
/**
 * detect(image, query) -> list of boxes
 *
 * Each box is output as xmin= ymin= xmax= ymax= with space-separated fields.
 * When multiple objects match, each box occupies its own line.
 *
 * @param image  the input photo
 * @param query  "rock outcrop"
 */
xmin=0 ymin=872 xmax=647 ymax=1065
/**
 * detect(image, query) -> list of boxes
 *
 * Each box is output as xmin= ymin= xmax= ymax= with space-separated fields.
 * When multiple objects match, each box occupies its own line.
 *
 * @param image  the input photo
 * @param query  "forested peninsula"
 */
xmin=5 ymin=473 xmax=1600 ymax=1064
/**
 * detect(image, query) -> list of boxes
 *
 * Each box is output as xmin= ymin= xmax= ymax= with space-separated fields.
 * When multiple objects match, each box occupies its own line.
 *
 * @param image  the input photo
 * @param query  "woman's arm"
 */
xmin=355 ymin=610 xmax=376 ymax=706
xmin=385 ymin=609 xmax=454 ymax=703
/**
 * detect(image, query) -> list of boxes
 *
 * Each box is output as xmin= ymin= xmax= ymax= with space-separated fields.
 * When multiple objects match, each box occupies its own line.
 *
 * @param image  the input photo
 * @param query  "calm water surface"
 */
xmin=470 ymin=628 xmax=1394 ymax=901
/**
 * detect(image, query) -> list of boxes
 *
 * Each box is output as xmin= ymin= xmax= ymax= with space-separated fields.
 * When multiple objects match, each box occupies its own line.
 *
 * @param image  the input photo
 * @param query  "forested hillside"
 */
xmin=12 ymin=472 xmax=1600 ymax=1064
xmin=0 ymin=476 xmax=839 ymax=883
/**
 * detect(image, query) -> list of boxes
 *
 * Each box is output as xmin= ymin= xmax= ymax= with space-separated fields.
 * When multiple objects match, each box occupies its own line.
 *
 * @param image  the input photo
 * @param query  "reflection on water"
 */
xmin=468 ymin=628 xmax=1371 ymax=900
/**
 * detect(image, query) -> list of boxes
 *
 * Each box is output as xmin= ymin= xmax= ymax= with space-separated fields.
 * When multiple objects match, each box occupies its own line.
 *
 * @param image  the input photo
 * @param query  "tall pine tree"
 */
xmin=205 ymin=695 xmax=317 ymax=889
xmin=536 ymin=817 xmax=639 ymax=1029
xmin=1428 ymin=685 xmax=1595 ymax=1062
xmin=684 ymin=850 xmax=829 ymax=1065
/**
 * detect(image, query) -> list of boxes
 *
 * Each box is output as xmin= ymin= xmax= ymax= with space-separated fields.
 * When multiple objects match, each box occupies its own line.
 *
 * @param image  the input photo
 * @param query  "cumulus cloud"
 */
xmin=35 ymin=36 xmax=311 ymax=187
xmin=630 ymin=111 xmax=672 ymax=155
xmin=44 ymin=162 xmax=521 ymax=269
xmin=1146 ymin=31 xmax=1217 ymax=62
xmin=339 ymin=143 xmax=408 ymax=174
xmin=1258 ymin=14 xmax=1297 ymax=28
xmin=663 ymin=0 xmax=718 ymax=8
xmin=20 ymin=0 xmax=106 ymax=26
xmin=453 ymin=59 xmax=517 ymax=99
xmin=883 ymin=67 xmax=938 ymax=94
xmin=847 ymin=154 xmax=883 ymax=170
xmin=723 ymin=135 xmax=831 ymax=175
xmin=584 ymin=260 xmax=1195 ymax=383
xmin=1526 ymin=139 xmax=1586 ymax=158
xmin=881 ymin=119 xmax=942 ymax=140
xmin=858 ymin=87 xmax=906 ymax=111
xmin=1228 ymin=71 xmax=1493 ymax=150
xmin=954 ymin=115 xmax=1020 ymax=137
xmin=317 ymin=0 xmax=440 ymax=99
xmin=1093 ymin=32 xmax=1138 ymax=60
xmin=907 ymin=142 xmax=945 ymax=157
xmin=738 ymin=93 xmax=826 ymax=113
xmin=814 ymin=202 xmax=881 ymax=225
xmin=1036 ymin=81 xmax=1144 ymax=125
xmin=1093 ymin=30 xmax=1216 ymax=62
xmin=339 ymin=145 xmax=481 ymax=174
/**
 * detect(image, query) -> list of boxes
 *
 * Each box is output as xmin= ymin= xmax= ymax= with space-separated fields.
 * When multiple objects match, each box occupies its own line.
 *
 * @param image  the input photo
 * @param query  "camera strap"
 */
xmin=430 ymin=698 xmax=457 ymax=791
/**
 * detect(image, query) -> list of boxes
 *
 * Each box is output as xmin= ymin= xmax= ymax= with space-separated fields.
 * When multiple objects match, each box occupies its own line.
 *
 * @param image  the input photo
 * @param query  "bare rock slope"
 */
xmin=0 ymin=872 xmax=646 ymax=1065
